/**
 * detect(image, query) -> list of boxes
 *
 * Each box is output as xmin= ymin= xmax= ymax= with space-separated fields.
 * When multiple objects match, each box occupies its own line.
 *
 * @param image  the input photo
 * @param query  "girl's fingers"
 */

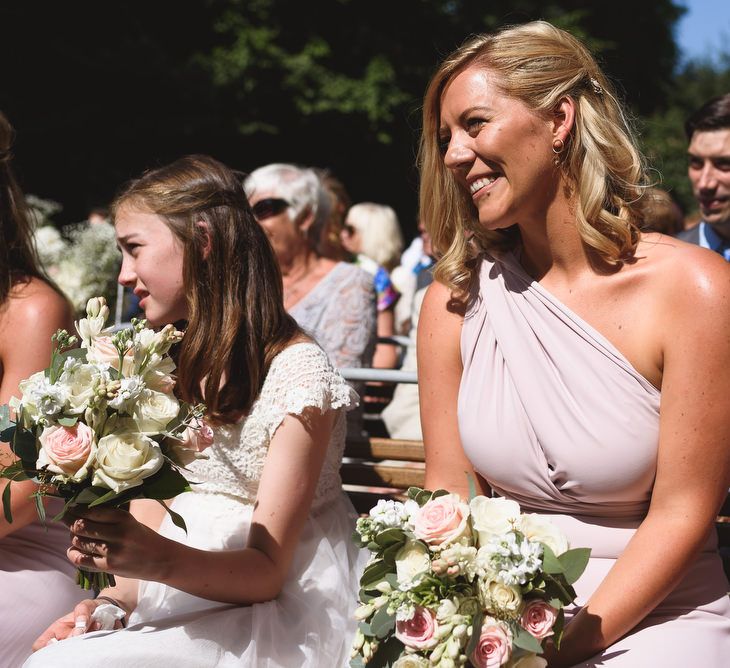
xmin=67 ymin=547 xmax=108 ymax=573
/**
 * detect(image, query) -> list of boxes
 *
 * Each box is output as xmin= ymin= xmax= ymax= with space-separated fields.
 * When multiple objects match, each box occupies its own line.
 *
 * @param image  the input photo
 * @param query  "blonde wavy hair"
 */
xmin=419 ymin=21 xmax=647 ymax=293
xmin=346 ymin=202 xmax=404 ymax=271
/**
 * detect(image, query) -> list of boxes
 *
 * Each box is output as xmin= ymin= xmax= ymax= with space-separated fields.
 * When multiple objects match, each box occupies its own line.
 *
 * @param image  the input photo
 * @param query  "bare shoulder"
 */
xmin=421 ymin=280 xmax=468 ymax=320
xmin=637 ymin=233 xmax=730 ymax=324
xmin=0 ymin=278 xmax=72 ymax=333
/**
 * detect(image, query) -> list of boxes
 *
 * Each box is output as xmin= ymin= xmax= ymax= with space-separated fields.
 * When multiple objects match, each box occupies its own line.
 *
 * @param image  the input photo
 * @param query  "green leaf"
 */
xmin=349 ymin=657 xmax=366 ymax=668
xmin=57 ymin=416 xmax=79 ymax=427
xmin=370 ymin=636 xmax=405 ymax=668
xmin=540 ymin=544 xmax=565 ymax=575
xmin=0 ymin=460 xmax=29 ymax=482
xmin=358 ymin=620 xmax=372 ymax=636
xmin=467 ymin=472 xmax=478 ymax=501
xmin=370 ymin=603 xmax=395 ymax=639
xmin=464 ymin=610 xmax=484 ymax=658
xmin=375 ymin=527 xmax=406 ymax=548
xmin=0 ymin=404 xmax=12 ymax=432
xmin=0 ymin=425 xmax=15 ymax=442
xmin=12 ymin=427 xmax=38 ymax=463
xmin=73 ymin=486 xmax=106 ymax=505
xmin=141 ymin=466 xmax=191 ymax=500
xmin=60 ymin=348 xmax=87 ymax=363
xmin=88 ymin=487 xmax=126 ymax=507
xmin=382 ymin=541 xmax=404 ymax=567
xmin=360 ymin=559 xmax=391 ymax=590
xmin=558 ymin=548 xmax=591 ymax=585
xmin=406 ymin=486 xmax=426 ymax=501
xmin=431 ymin=489 xmax=451 ymax=499
xmin=155 ymin=499 xmax=188 ymax=534
xmin=2 ymin=481 xmax=13 ymax=524
xmin=34 ymin=493 xmax=47 ymax=524
xmin=513 ymin=625 xmax=544 ymax=654
xmin=551 ymin=608 xmax=566 ymax=650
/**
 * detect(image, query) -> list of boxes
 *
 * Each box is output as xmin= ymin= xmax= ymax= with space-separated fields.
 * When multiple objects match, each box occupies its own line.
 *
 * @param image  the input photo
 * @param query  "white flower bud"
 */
xmin=354 ymin=604 xmax=374 ymax=621
xmin=375 ymin=581 xmax=392 ymax=593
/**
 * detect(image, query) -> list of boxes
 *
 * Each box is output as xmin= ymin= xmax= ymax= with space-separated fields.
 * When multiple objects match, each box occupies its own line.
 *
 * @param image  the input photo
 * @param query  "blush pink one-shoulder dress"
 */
xmin=458 ymin=251 xmax=730 ymax=666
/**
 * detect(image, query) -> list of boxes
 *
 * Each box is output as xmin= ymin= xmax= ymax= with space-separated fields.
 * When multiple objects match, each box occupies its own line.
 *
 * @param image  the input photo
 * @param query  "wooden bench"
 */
xmin=341 ymin=437 xmax=425 ymax=515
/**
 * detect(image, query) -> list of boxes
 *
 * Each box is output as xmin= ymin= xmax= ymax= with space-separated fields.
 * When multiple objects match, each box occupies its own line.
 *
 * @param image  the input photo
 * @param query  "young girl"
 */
xmin=27 ymin=155 xmax=362 ymax=667
xmin=0 ymin=111 xmax=87 ymax=667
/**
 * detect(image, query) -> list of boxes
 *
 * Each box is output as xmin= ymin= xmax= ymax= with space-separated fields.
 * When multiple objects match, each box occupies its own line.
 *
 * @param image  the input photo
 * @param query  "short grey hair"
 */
xmin=243 ymin=163 xmax=331 ymax=253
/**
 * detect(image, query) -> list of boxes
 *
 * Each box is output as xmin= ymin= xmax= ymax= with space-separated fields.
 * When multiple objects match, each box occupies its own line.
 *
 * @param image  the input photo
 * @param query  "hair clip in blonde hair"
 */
xmin=590 ymin=77 xmax=603 ymax=95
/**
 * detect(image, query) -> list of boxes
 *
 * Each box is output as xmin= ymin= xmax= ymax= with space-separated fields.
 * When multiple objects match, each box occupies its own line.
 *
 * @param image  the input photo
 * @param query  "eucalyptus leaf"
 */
xmin=406 ymin=486 xmax=424 ymax=501
xmin=360 ymin=559 xmax=390 ymax=590
xmin=349 ymin=656 xmax=366 ymax=668
xmin=0 ymin=425 xmax=15 ymax=442
xmin=431 ymin=488 xmax=451 ymax=499
xmin=358 ymin=620 xmax=372 ymax=635
xmin=513 ymin=625 xmax=544 ymax=654
xmin=367 ymin=635 xmax=404 ymax=668
xmin=0 ymin=404 xmax=12 ymax=432
xmin=370 ymin=603 xmax=395 ymax=639
xmin=464 ymin=610 xmax=484 ymax=658
xmin=540 ymin=544 xmax=565 ymax=574
xmin=57 ymin=416 xmax=79 ymax=427
xmin=375 ymin=527 xmax=406 ymax=548
xmin=467 ymin=472 xmax=478 ymax=501
xmin=382 ymin=541 xmax=404 ymax=567
xmin=558 ymin=548 xmax=591 ymax=585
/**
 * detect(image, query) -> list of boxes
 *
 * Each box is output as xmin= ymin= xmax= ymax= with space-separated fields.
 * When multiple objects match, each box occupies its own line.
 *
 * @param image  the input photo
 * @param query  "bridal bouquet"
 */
xmin=351 ymin=488 xmax=590 ymax=668
xmin=0 ymin=297 xmax=211 ymax=590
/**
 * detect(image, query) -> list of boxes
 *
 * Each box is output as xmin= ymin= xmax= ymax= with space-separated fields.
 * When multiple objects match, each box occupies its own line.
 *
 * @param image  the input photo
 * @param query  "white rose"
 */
xmin=395 ymin=539 xmax=431 ymax=587
xmin=132 ymin=390 xmax=179 ymax=434
xmin=392 ymin=657 xmax=430 ymax=668
xmin=478 ymin=579 xmax=523 ymax=616
xmin=470 ymin=496 xmax=521 ymax=546
xmin=509 ymin=654 xmax=548 ymax=668
xmin=92 ymin=431 xmax=164 ymax=493
xmin=60 ymin=362 xmax=106 ymax=414
xmin=520 ymin=514 xmax=569 ymax=556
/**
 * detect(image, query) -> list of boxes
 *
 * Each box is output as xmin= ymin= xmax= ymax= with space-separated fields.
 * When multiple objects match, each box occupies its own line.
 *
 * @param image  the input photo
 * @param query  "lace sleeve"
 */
xmin=316 ymin=265 xmax=376 ymax=369
xmin=257 ymin=343 xmax=358 ymax=440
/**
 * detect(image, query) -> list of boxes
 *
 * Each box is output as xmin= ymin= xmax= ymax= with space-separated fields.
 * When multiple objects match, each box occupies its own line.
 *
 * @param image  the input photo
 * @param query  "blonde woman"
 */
xmin=418 ymin=21 xmax=730 ymax=666
xmin=342 ymin=202 xmax=403 ymax=368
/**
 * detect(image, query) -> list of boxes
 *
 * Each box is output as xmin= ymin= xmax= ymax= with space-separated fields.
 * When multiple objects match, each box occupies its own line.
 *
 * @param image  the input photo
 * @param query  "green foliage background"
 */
xmin=0 ymin=0 xmax=727 ymax=234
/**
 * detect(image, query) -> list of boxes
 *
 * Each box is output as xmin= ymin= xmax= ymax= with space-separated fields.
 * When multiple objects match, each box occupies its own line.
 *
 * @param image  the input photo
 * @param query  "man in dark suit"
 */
xmin=678 ymin=94 xmax=730 ymax=259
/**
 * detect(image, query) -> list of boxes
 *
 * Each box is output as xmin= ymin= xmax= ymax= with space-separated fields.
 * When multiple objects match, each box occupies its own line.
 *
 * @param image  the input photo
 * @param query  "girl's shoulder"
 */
xmin=0 ymin=277 xmax=71 ymax=332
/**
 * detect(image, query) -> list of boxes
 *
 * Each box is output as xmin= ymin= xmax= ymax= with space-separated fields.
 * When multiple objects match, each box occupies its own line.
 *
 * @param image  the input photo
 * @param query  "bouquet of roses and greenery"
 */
xmin=0 ymin=297 xmax=212 ymax=590
xmin=350 ymin=487 xmax=590 ymax=668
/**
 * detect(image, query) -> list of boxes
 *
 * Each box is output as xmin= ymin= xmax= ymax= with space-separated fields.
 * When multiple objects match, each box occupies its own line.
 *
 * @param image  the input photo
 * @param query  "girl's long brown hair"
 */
xmin=112 ymin=155 xmax=301 ymax=426
xmin=0 ymin=112 xmax=45 ymax=306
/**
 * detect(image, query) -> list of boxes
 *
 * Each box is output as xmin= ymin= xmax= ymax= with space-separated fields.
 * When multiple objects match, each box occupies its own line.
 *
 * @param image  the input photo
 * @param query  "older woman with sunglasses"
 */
xmin=244 ymin=164 xmax=376 ymax=436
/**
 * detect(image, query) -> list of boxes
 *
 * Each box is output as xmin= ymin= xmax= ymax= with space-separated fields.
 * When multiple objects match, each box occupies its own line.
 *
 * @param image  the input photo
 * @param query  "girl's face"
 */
xmin=116 ymin=204 xmax=187 ymax=327
xmin=438 ymin=66 xmax=558 ymax=231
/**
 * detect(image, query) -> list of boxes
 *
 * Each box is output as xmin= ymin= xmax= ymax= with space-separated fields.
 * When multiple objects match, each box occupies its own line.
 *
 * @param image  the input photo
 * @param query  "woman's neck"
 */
xmin=280 ymin=247 xmax=319 ymax=280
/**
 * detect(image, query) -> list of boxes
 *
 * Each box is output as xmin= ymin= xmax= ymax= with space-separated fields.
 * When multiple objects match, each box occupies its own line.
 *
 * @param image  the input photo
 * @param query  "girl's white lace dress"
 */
xmin=25 ymin=343 xmax=364 ymax=668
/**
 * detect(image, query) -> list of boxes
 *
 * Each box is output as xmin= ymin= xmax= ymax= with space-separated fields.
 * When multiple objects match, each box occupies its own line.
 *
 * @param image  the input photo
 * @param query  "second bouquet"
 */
xmin=0 ymin=297 xmax=210 ymax=590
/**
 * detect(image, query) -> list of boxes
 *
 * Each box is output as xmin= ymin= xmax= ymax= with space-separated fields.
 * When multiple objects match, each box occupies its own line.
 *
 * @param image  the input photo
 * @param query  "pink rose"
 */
xmin=87 ymin=335 xmax=135 ymax=375
xmin=183 ymin=420 xmax=214 ymax=452
xmin=394 ymin=606 xmax=439 ymax=651
xmin=471 ymin=620 xmax=512 ymax=668
xmin=520 ymin=600 xmax=558 ymax=640
xmin=412 ymin=493 xmax=470 ymax=549
xmin=37 ymin=423 xmax=96 ymax=481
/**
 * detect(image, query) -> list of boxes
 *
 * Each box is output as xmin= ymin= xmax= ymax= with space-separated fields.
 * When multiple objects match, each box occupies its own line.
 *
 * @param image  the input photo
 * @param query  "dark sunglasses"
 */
xmin=343 ymin=223 xmax=356 ymax=236
xmin=252 ymin=198 xmax=290 ymax=221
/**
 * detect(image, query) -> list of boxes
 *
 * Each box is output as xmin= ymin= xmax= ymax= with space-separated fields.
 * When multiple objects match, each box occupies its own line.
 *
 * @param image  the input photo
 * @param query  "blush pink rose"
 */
xmin=471 ymin=620 xmax=512 ymax=668
xmin=394 ymin=606 xmax=439 ymax=651
xmin=520 ymin=600 xmax=558 ymax=640
xmin=183 ymin=420 xmax=214 ymax=452
xmin=87 ymin=335 xmax=135 ymax=375
xmin=412 ymin=493 xmax=470 ymax=549
xmin=37 ymin=423 xmax=96 ymax=480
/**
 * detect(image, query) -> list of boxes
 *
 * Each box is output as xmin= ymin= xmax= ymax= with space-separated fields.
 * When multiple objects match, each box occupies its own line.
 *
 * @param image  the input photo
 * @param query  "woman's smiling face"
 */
xmin=438 ymin=66 xmax=560 ymax=232
xmin=115 ymin=204 xmax=188 ymax=327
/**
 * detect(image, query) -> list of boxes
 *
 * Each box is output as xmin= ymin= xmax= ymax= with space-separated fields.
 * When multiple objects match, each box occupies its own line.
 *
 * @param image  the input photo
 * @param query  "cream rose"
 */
xmin=392 ymin=657 xmax=430 ymax=668
xmin=519 ymin=514 xmax=569 ymax=556
xmin=133 ymin=390 xmax=179 ymax=434
xmin=61 ymin=362 xmax=105 ymax=414
xmin=412 ymin=494 xmax=471 ymax=550
xmin=471 ymin=619 xmax=512 ymax=668
xmin=478 ymin=579 xmax=523 ymax=617
xmin=86 ymin=335 xmax=136 ymax=376
xmin=37 ymin=423 xmax=96 ymax=482
xmin=470 ymin=496 xmax=521 ymax=546
xmin=520 ymin=600 xmax=558 ymax=640
xmin=92 ymin=432 xmax=164 ymax=493
xmin=394 ymin=606 xmax=439 ymax=651
xmin=395 ymin=539 xmax=431 ymax=586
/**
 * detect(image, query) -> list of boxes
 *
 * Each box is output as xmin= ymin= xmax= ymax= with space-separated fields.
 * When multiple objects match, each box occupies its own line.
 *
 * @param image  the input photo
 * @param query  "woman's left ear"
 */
xmin=552 ymin=96 xmax=576 ymax=144
xmin=196 ymin=221 xmax=212 ymax=260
